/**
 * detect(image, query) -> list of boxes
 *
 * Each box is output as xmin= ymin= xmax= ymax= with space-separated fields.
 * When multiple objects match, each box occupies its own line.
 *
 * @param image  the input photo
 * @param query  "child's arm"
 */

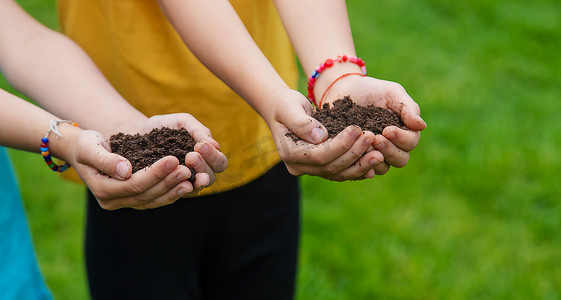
xmin=0 ymin=88 xmax=196 ymax=210
xmin=273 ymin=0 xmax=427 ymax=173
xmin=0 ymin=1 xmax=142 ymax=135
xmin=157 ymin=0 xmax=381 ymax=181
xmin=0 ymin=0 xmax=227 ymax=206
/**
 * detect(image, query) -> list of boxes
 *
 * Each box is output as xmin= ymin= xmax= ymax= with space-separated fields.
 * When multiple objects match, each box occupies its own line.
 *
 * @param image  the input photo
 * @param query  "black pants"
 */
xmin=85 ymin=163 xmax=300 ymax=300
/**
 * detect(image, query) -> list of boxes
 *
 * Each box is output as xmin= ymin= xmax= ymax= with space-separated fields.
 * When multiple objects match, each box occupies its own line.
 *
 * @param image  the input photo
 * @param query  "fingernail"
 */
xmin=374 ymin=141 xmax=386 ymax=150
xmin=176 ymin=172 xmax=189 ymax=182
xmin=364 ymin=137 xmax=374 ymax=146
xmin=165 ymin=160 xmax=177 ymax=171
xmin=351 ymin=128 xmax=361 ymax=139
xmin=206 ymin=137 xmax=220 ymax=150
xmin=386 ymin=131 xmax=396 ymax=140
xmin=370 ymin=158 xmax=380 ymax=166
xmin=311 ymin=127 xmax=325 ymax=144
xmin=178 ymin=187 xmax=190 ymax=196
xmin=116 ymin=161 xmax=129 ymax=179
xmin=199 ymin=143 xmax=210 ymax=156
xmin=367 ymin=169 xmax=375 ymax=178
xmin=188 ymin=155 xmax=202 ymax=168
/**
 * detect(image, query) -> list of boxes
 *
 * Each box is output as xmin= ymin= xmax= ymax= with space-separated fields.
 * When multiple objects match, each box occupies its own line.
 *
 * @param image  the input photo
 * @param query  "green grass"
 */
xmin=3 ymin=0 xmax=561 ymax=299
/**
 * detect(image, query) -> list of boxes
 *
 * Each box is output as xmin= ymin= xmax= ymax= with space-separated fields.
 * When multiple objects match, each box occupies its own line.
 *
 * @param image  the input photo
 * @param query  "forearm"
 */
xmin=157 ymin=0 xmax=290 ymax=122
xmin=0 ymin=88 xmax=78 ymax=161
xmin=0 ymin=1 xmax=146 ymax=136
xmin=273 ymin=0 xmax=362 ymax=99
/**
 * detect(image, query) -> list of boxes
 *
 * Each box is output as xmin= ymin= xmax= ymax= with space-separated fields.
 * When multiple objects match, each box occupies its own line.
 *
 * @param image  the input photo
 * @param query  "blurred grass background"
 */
xmin=2 ymin=0 xmax=560 ymax=299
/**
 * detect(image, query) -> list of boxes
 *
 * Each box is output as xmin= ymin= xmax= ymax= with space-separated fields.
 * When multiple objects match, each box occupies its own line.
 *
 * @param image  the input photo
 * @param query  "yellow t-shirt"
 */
xmin=57 ymin=0 xmax=298 ymax=195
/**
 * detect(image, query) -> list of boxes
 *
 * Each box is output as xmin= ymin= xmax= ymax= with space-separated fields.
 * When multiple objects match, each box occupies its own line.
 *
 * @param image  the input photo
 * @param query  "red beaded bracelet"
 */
xmin=40 ymin=119 xmax=78 ymax=172
xmin=307 ymin=55 xmax=367 ymax=107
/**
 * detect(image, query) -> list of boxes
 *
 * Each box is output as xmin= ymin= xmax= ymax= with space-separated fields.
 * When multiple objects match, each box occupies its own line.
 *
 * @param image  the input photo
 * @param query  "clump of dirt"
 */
xmin=287 ymin=96 xmax=406 ymax=141
xmin=110 ymin=127 xmax=196 ymax=180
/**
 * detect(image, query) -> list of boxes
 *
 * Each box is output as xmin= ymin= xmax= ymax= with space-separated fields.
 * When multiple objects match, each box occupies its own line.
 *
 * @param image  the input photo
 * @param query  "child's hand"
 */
xmin=320 ymin=75 xmax=427 ymax=173
xmin=265 ymin=89 xmax=384 ymax=181
xmin=119 ymin=113 xmax=228 ymax=192
xmin=62 ymin=113 xmax=228 ymax=210
xmin=65 ymin=130 xmax=196 ymax=210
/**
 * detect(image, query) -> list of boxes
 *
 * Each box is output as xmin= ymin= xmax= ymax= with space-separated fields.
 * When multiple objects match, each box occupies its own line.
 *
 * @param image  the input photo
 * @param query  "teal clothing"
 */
xmin=0 ymin=147 xmax=52 ymax=300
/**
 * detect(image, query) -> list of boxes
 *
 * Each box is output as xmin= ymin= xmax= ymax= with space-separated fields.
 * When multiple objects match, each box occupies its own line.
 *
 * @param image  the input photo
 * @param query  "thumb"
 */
xmin=76 ymin=131 xmax=132 ymax=180
xmin=401 ymin=105 xmax=427 ymax=132
xmin=278 ymin=106 xmax=329 ymax=145
xmin=388 ymin=88 xmax=426 ymax=132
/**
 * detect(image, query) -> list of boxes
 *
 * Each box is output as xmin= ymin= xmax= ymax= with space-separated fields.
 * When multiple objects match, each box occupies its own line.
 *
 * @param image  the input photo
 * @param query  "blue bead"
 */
xmin=311 ymin=71 xmax=319 ymax=78
xmin=41 ymin=138 xmax=49 ymax=143
xmin=40 ymin=147 xmax=49 ymax=152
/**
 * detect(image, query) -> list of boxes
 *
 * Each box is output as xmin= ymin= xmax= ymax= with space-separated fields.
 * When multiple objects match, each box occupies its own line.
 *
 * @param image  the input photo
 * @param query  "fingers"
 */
xmin=83 ymin=156 xmax=195 ymax=210
xmin=281 ymin=125 xmax=362 ymax=165
xmin=131 ymin=167 xmax=196 ymax=209
xmin=122 ymin=165 xmax=194 ymax=209
xmin=401 ymin=105 xmax=427 ymax=131
xmin=194 ymin=141 xmax=228 ymax=173
xmin=176 ymin=113 xmax=221 ymax=149
xmin=185 ymin=152 xmax=214 ymax=190
xmin=97 ymin=151 xmax=217 ymax=209
xmin=362 ymin=169 xmax=376 ymax=180
xmin=76 ymin=119 xmax=228 ymax=210
xmin=95 ymin=156 xmax=181 ymax=199
xmin=278 ymin=104 xmax=328 ymax=145
xmin=325 ymin=150 xmax=384 ymax=181
xmin=134 ymin=182 xmax=193 ymax=210
xmin=186 ymin=125 xmax=220 ymax=150
xmin=372 ymin=160 xmax=391 ymax=175
xmin=315 ymin=131 xmax=376 ymax=175
xmin=385 ymin=84 xmax=426 ymax=131
xmin=75 ymin=131 xmax=132 ymax=180
xmin=192 ymin=173 xmax=210 ymax=193
xmin=285 ymin=132 xmax=380 ymax=178
xmin=382 ymin=126 xmax=420 ymax=152
xmin=372 ymin=134 xmax=410 ymax=168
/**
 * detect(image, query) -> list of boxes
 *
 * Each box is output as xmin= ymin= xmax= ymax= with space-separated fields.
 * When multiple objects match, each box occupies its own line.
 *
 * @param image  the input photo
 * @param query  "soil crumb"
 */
xmin=110 ymin=127 xmax=197 ymax=179
xmin=287 ymin=96 xmax=406 ymax=141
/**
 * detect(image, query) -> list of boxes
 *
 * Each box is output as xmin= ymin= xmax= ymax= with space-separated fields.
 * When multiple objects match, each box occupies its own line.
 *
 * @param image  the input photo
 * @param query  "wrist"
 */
xmin=103 ymin=114 xmax=149 ymax=136
xmin=46 ymin=122 xmax=82 ymax=164
xmin=247 ymin=78 xmax=293 ymax=124
xmin=262 ymin=88 xmax=310 ymax=129
xmin=307 ymin=56 xmax=366 ymax=106
xmin=314 ymin=62 xmax=363 ymax=98
xmin=261 ymin=87 xmax=294 ymax=125
xmin=318 ymin=72 xmax=366 ymax=108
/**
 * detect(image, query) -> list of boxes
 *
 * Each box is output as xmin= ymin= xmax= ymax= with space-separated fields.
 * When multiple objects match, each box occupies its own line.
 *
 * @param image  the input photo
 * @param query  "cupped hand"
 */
xmin=66 ymin=130 xmax=195 ymax=210
xmin=320 ymin=75 xmax=427 ymax=174
xmin=120 ymin=113 xmax=228 ymax=191
xmin=65 ymin=113 xmax=228 ymax=210
xmin=265 ymin=89 xmax=384 ymax=181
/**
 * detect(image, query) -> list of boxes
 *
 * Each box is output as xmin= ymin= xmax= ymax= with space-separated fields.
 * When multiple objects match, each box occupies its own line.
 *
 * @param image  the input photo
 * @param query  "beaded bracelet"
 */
xmin=307 ymin=55 xmax=367 ymax=107
xmin=41 ymin=119 xmax=78 ymax=172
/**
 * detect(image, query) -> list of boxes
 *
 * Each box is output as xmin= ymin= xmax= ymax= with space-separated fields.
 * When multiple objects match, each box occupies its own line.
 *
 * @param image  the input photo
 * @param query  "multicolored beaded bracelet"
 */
xmin=307 ymin=55 xmax=367 ymax=107
xmin=41 ymin=119 xmax=78 ymax=172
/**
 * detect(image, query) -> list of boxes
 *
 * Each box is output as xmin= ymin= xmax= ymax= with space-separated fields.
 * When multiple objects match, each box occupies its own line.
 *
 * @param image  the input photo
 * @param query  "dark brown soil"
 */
xmin=288 ymin=96 xmax=406 ymax=141
xmin=109 ymin=127 xmax=197 ymax=180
